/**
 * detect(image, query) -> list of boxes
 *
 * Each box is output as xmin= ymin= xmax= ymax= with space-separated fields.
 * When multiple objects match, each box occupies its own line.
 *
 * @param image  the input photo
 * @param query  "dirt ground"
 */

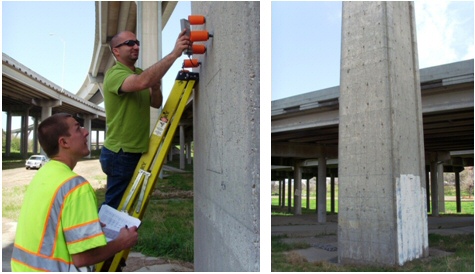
xmin=2 ymin=158 xmax=106 ymax=189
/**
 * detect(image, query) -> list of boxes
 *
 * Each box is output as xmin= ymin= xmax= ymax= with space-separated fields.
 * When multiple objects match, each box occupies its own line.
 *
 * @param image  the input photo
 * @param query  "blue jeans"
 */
xmin=100 ymin=147 xmax=142 ymax=209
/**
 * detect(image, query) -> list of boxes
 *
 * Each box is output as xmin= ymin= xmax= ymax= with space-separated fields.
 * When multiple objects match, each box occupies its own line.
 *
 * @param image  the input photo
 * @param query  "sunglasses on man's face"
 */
xmin=115 ymin=40 xmax=140 ymax=48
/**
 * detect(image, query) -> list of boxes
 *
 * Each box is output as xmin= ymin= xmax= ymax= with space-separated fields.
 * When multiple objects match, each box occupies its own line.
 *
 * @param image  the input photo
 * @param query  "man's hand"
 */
xmin=116 ymin=226 xmax=139 ymax=250
xmin=171 ymin=29 xmax=191 ymax=58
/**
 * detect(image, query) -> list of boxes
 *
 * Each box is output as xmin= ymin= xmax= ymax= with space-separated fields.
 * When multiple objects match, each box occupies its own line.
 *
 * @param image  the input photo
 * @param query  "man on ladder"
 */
xmin=100 ymin=29 xmax=191 ymax=210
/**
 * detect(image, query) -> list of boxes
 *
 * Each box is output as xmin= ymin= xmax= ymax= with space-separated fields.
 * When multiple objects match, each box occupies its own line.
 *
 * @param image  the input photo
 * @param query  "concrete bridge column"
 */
xmin=338 ymin=2 xmax=428 ymax=266
xmin=294 ymin=162 xmax=302 ymax=215
xmin=454 ymin=167 xmax=463 ymax=213
xmin=430 ymin=161 xmax=439 ymax=216
xmin=437 ymin=161 xmax=445 ymax=212
xmin=192 ymin=2 xmax=259 ymax=271
xmin=186 ymin=141 xmax=192 ymax=164
xmin=95 ymin=130 xmax=100 ymax=151
xmin=288 ymin=175 xmax=292 ymax=213
xmin=278 ymin=179 xmax=282 ymax=207
xmin=32 ymin=98 xmax=61 ymax=156
xmin=330 ymin=171 xmax=336 ymax=213
xmin=5 ymin=111 xmax=12 ymax=156
xmin=425 ymin=166 xmax=430 ymax=213
xmin=281 ymin=178 xmax=286 ymax=208
xmin=317 ymin=156 xmax=327 ymax=223
xmin=79 ymin=114 xmax=97 ymax=158
xmin=20 ymin=109 xmax=30 ymax=158
xmin=32 ymin=117 xmax=39 ymax=154
xmin=136 ymin=1 xmax=162 ymax=132
xmin=306 ymin=177 xmax=310 ymax=210
xmin=429 ymin=151 xmax=450 ymax=215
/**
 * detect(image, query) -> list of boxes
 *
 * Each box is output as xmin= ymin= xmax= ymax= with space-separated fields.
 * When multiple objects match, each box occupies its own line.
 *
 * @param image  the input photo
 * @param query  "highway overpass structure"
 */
xmin=2 ymin=2 xmax=192 ymax=165
xmin=272 ymin=58 xmax=474 ymax=218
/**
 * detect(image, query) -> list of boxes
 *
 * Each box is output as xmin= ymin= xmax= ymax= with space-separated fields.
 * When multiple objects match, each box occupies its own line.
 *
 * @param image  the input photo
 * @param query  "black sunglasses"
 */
xmin=115 ymin=40 xmax=140 ymax=48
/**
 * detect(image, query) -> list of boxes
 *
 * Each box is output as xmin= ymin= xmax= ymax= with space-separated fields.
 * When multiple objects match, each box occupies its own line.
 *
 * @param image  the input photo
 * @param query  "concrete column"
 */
xmin=437 ymin=162 xmax=445 ymax=212
xmin=425 ymin=166 xmax=430 ymax=213
xmin=455 ymin=169 xmax=462 ymax=213
xmin=306 ymin=178 xmax=310 ymax=210
xmin=278 ymin=180 xmax=282 ymax=207
xmin=20 ymin=110 xmax=29 ymax=158
xmin=32 ymin=117 xmax=39 ymax=154
xmin=287 ymin=176 xmax=292 ymax=213
xmin=330 ymin=172 xmax=335 ymax=213
xmin=186 ymin=141 xmax=192 ymax=164
xmin=137 ymin=1 xmax=162 ymax=133
xmin=281 ymin=178 xmax=286 ymax=207
xmin=338 ymin=2 xmax=428 ymax=266
xmin=180 ymin=125 xmax=185 ymax=169
xmin=5 ymin=111 xmax=12 ymax=156
xmin=80 ymin=114 xmax=97 ymax=158
xmin=294 ymin=162 xmax=302 ymax=215
xmin=32 ymin=98 xmax=61 ymax=156
xmin=430 ymin=161 xmax=439 ymax=216
xmin=95 ymin=130 xmax=100 ymax=150
xmin=192 ymin=2 xmax=259 ymax=271
xmin=317 ymin=156 xmax=327 ymax=223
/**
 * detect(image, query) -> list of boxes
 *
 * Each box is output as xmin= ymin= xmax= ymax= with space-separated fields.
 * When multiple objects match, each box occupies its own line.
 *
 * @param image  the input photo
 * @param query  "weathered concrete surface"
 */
xmin=192 ymin=2 xmax=260 ymax=272
xmin=338 ymin=2 xmax=428 ymax=266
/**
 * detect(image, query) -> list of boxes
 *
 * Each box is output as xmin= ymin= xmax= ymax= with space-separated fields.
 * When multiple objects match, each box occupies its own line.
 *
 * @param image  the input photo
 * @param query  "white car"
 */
xmin=25 ymin=155 xmax=48 ymax=170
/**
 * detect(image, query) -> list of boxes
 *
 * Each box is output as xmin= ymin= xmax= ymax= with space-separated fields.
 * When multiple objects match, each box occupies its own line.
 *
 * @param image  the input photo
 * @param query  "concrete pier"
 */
xmin=338 ymin=2 xmax=429 ymax=266
xmin=192 ymin=2 xmax=260 ymax=271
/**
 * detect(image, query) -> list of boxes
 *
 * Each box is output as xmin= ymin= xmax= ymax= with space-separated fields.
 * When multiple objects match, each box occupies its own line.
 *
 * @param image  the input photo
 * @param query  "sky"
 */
xmin=1 ymin=1 xmax=191 ymax=132
xmin=272 ymin=1 xmax=474 ymax=100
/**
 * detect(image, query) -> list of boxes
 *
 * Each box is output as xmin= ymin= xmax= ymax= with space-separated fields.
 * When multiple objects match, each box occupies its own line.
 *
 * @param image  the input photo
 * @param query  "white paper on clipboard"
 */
xmin=98 ymin=205 xmax=141 ymax=242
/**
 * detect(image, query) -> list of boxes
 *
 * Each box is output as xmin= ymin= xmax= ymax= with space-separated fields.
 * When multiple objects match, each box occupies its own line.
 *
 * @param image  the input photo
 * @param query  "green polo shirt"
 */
xmin=103 ymin=61 xmax=151 ymax=153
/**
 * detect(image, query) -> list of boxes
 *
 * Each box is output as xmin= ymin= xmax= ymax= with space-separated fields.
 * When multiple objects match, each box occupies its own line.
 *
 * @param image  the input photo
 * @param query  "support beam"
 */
xmin=287 ymin=175 xmax=292 ymax=213
xmin=430 ymin=161 xmax=439 ymax=216
xmin=294 ymin=162 xmax=302 ymax=215
xmin=455 ymin=169 xmax=462 ymax=213
xmin=317 ymin=156 xmax=327 ymax=223
xmin=338 ymin=2 xmax=428 ymax=266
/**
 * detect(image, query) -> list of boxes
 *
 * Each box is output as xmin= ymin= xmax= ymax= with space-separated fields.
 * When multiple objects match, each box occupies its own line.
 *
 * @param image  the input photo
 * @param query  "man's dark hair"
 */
xmin=109 ymin=31 xmax=125 ymax=57
xmin=38 ymin=113 xmax=73 ymax=157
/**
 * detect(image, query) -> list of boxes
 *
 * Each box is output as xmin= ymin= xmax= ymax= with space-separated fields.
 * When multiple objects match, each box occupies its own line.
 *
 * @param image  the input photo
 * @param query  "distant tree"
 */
xmin=461 ymin=166 xmax=474 ymax=198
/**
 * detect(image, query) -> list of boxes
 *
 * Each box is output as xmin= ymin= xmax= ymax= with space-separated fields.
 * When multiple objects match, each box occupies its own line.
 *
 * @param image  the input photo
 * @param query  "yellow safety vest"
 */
xmin=11 ymin=160 xmax=107 ymax=272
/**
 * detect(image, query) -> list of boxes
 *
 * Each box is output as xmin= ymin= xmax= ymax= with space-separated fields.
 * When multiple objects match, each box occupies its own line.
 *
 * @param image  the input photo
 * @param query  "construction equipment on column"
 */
xmin=96 ymin=15 xmax=211 ymax=272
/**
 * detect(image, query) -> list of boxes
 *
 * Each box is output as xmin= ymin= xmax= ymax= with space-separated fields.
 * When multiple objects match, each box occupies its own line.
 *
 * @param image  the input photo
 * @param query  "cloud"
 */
xmin=415 ymin=1 xmax=474 ymax=68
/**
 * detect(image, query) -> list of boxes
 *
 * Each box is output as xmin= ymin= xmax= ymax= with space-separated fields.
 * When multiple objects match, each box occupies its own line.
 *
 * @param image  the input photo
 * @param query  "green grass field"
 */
xmin=271 ymin=196 xmax=474 ymax=215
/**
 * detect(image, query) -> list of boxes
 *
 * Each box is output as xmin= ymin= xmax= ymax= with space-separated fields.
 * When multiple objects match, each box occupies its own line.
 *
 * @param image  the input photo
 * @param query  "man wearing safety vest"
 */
xmin=11 ymin=113 xmax=139 ymax=271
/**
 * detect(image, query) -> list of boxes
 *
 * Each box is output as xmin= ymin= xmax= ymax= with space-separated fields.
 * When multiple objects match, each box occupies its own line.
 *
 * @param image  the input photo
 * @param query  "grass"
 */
xmin=271 ymin=197 xmax=474 ymax=215
xmin=94 ymin=169 xmax=194 ymax=263
xmin=2 ymin=185 xmax=28 ymax=220
xmin=271 ymin=234 xmax=474 ymax=271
